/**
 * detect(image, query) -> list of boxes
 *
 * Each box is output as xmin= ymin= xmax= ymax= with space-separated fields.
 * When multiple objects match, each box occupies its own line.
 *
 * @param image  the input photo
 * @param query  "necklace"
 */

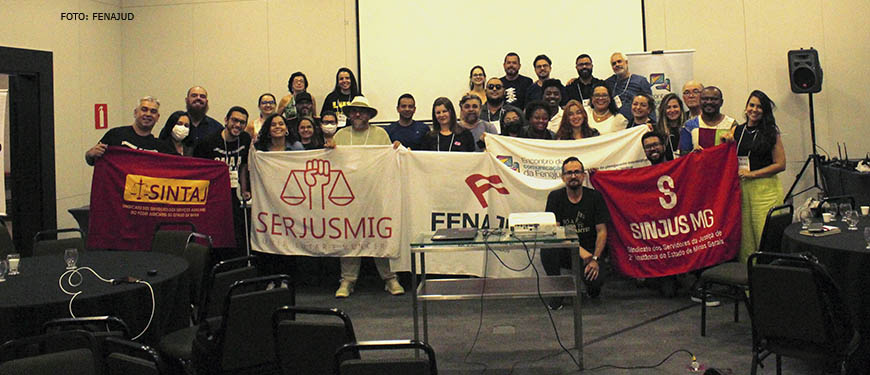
xmin=592 ymin=110 xmax=610 ymax=122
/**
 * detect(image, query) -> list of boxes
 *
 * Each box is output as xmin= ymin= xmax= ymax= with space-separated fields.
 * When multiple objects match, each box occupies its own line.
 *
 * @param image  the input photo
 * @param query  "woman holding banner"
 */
xmin=654 ymin=93 xmax=687 ymax=159
xmin=588 ymin=84 xmax=629 ymax=134
xmin=726 ymin=90 xmax=785 ymax=263
xmin=555 ymin=99 xmax=599 ymax=140
xmin=420 ymin=97 xmax=475 ymax=152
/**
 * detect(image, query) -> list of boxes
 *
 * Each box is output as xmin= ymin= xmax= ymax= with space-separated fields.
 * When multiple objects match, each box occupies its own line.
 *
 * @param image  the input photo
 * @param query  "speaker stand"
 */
xmin=785 ymin=92 xmax=826 ymax=202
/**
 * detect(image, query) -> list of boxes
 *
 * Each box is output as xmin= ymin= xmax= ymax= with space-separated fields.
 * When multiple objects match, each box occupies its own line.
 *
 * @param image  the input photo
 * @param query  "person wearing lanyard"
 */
xmin=723 ymin=90 xmax=785 ymax=263
xmin=480 ymin=78 xmax=506 ymax=129
xmin=421 ymin=97 xmax=474 ymax=152
xmin=604 ymin=52 xmax=654 ymax=121
xmin=193 ymin=106 xmax=252 ymax=261
xmin=328 ymin=96 xmax=405 ymax=298
xmin=565 ymin=54 xmax=605 ymax=108
xmin=654 ymin=93 xmax=688 ymax=160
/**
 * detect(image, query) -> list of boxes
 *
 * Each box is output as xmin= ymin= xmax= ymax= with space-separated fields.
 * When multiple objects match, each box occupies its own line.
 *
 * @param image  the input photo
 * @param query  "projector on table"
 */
xmin=508 ymin=212 xmax=558 ymax=238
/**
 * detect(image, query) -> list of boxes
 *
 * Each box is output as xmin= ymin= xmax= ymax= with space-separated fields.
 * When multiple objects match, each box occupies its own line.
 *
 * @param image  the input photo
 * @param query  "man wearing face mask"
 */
xmin=86 ymin=96 xmax=175 ymax=165
xmin=565 ymin=54 xmax=605 ymax=108
xmin=193 ymin=106 xmax=252 ymax=260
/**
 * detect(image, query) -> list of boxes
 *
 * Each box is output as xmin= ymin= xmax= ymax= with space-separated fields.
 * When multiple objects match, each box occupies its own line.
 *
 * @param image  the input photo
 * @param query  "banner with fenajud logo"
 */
xmin=88 ymin=147 xmax=235 ymax=251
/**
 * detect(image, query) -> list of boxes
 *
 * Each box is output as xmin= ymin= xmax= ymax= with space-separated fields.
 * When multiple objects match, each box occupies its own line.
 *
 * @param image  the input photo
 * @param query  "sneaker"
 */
xmin=690 ymin=289 xmax=721 ymax=307
xmin=547 ymin=297 xmax=564 ymax=310
xmin=335 ymin=280 xmax=354 ymax=298
xmin=384 ymin=278 xmax=405 ymax=295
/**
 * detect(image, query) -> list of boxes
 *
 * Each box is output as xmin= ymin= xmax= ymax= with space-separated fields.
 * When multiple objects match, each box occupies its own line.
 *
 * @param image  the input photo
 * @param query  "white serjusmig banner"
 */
xmin=484 ymin=127 xmax=650 ymax=180
xmin=248 ymin=146 xmax=403 ymax=258
xmin=626 ymin=50 xmax=695 ymax=107
xmin=0 ymin=90 xmax=7 ymax=215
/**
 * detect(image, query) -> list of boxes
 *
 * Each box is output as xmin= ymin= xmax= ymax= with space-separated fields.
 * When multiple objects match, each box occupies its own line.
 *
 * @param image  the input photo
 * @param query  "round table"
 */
xmin=0 ymin=251 xmax=189 ymax=345
xmin=782 ymin=216 xmax=870 ymax=375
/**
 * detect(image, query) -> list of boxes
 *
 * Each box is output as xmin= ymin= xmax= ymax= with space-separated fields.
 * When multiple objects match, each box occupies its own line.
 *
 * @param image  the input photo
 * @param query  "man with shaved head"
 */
xmin=604 ymin=52 xmax=653 ymax=122
xmin=679 ymin=86 xmax=738 ymax=153
xmin=682 ymin=80 xmax=704 ymax=118
xmin=185 ymin=86 xmax=224 ymax=145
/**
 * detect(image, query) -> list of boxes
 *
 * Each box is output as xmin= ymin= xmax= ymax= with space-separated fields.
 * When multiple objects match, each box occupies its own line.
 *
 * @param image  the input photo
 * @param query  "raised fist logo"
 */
xmin=281 ymin=159 xmax=354 ymax=210
xmin=465 ymin=174 xmax=510 ymax=209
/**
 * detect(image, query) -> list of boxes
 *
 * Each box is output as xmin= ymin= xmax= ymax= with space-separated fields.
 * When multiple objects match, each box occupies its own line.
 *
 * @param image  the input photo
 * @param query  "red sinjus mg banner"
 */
xmin=88 ymin=147 xmax=235 ymax=251
xmin=591 ymin=143 xmax=741 ymax=278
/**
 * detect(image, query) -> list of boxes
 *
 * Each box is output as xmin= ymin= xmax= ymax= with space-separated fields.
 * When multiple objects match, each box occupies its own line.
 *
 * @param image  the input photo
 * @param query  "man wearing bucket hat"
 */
xmin=330 ymin=96 xmax=404 ymax=298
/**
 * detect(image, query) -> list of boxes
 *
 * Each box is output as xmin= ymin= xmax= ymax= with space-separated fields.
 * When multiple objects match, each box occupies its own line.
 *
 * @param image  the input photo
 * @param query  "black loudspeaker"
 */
xmin=788 ymin=48 xmax=823 ymax=93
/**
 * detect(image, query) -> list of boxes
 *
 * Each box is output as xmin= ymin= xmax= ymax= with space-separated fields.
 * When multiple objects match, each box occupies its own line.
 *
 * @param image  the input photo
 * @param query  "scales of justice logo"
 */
xmin=280 ymin=159 xmax=354 ymax=210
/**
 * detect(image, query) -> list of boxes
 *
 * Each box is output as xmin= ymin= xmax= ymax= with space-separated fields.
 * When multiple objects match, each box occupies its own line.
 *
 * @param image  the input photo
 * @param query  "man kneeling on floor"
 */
xmin=543 ymin=157 xmax=609 ymax=310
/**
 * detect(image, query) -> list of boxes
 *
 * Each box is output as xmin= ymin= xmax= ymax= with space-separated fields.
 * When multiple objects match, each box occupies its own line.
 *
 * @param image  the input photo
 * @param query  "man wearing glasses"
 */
xmin=682 ymin=81 xmax=704 ymax=119
xmin=479 ymin=78 xmax=506 ymax=127
xmin=543 ymin=157 xmax=610 ymax=309
xmin=194 ymin=106 xmax=252 ymax=259
xmin=642 ymin=131 xmax=672 ymax=165
xmin=565 ymin=54 xmax=605 ymax=108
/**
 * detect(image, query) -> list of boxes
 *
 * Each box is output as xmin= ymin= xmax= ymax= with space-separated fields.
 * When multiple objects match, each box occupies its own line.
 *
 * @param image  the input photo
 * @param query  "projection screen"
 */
xmin=357 ymin=0 xmax=645 ymax=123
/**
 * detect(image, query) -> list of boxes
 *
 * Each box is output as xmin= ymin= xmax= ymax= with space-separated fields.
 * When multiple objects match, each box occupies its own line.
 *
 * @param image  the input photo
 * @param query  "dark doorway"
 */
xmin=0 ymin=46 xmax=57 ymax=256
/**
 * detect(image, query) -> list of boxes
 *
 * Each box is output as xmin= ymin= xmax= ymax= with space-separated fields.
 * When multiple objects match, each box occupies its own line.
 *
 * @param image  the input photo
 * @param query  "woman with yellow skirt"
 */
xmin=726 ymin=90 xmax=786 ymax=263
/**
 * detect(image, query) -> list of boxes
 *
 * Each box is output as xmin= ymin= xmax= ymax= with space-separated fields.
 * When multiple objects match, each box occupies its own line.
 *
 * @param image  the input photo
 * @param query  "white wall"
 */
xmin=645 ymin=0 xmax=870 ymax=197
xmin=0 ymin=0 xmax=124 ymax=230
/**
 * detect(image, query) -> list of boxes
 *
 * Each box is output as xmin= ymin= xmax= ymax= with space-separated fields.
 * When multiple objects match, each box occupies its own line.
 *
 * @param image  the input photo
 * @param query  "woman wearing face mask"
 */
xmin=519 ymin=101 xmax=555 ymax=139
xmin=245 ymin=93 xmax=277 ymax=142
xmin=158 ymin=110 xmax=194 ymax=156
xmin=556 ymin=100 xmax=599 ymax=140
xmin=588 ymin=84 xmax=629 ymax=134
xmin=255 ymin=114 xmax=304 ymax=151
xmin=499 ymin=106 xmax=525 ymax=137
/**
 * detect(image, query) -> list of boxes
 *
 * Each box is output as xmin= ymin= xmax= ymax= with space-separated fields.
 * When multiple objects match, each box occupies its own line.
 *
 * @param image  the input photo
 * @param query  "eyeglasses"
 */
xmin=471 ymin=73 xmax=485 ymax=77
xmin=260 ymin=100 xmax=276 ymax=105
xmin=592 ymin=94 xmax=609 ymax=98
xmin=643 ymin=142 xmax=663 ymax=150
xmin=487 ymin=84 xmax=503 ymax=90
xmin=683 ymin=89 xmax=702 ymax=95
xmin=563 ymin=170 xmax=585 ymax=176
xmin=228 ymin=117 xmax=246 ymax=125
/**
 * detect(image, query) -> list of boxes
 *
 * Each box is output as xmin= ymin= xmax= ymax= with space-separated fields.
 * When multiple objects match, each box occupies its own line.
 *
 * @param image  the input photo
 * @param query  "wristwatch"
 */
xmin=592 ymin=255 xmax=599 ymax=262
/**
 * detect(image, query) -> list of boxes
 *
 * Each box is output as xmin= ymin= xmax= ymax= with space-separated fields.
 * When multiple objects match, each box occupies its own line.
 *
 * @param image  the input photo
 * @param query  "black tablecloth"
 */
xmin=783 ymin=217 xmax=870 ymax=374
xmin=0 ymin=251 xmax=189 ymax=345
xmin=821 ymin=164 xmax=870 ymax=206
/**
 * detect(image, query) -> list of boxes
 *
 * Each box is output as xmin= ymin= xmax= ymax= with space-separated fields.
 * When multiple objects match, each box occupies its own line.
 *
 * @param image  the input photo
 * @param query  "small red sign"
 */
xmin=94 ymin=104 xmax=108 ymax=129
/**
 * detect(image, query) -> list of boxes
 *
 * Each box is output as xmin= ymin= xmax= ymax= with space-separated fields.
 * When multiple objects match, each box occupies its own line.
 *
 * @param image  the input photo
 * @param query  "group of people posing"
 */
xmin=83 ymin=50 xmax=786 ymax=302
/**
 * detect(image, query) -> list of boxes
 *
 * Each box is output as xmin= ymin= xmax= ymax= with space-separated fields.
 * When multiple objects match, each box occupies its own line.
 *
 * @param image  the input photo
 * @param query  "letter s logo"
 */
xmin=657 ymin=175 xmax=677 ymax=210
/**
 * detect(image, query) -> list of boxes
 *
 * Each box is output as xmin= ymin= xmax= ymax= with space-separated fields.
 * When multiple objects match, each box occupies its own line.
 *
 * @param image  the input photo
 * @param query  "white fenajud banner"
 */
xmin=249 ymin=146 xmax=403 ymax=258
xmin=395 ymin=150 xmax=561 ymax=277
xmin=626 ymin=50 xmax=695 ymax=106
xmin=484 ymin=127 xmax=650 ymax=180
xmin=249 ymin=130 xmax=650 ymax=276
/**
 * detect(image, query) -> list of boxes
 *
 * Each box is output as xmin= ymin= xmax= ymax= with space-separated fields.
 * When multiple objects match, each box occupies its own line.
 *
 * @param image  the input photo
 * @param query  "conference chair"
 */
xmin=0 ymin=330 xmax=103 ymax=375
xmin=157 ymin=255 xmax=258 ymax=372
xmin=272 ymin=306 xmax=359 ymax=375
xmin=0 ymin=218 xmax=14 ymax=257
xmin=699 ymin=204 xmax=793 ymax=336
xmin=335 ymin=340 xmax=437 ymax=375
xmin=103 ymin=337 xmax=170 ymax=375
xmin=748 ymin=252 xmax=860 ymax=375
xmin=32 ymin=228 xmax=86 ymax=256
xmin=192 ymin=275 xmax=295 ymax=375
xmin=43 ymin=315 xmax=131 ymax=338
xmin=149 ymin=221 xmax=197 ymax=255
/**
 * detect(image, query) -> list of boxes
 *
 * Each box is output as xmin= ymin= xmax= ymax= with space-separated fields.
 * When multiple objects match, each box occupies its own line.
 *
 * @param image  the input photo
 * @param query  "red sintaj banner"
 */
xmin=88 ymin=147 xmax=235 ymax=251
xmin=591 ymin=143 xmax=741 ymax=278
